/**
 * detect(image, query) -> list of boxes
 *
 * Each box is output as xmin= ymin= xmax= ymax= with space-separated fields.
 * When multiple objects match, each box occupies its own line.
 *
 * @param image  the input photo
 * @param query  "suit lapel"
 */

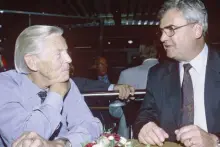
xmin=163 ymin=62 xmax=182 ymax=127
xmin=205 ymin=49 xmax=220 ymax=132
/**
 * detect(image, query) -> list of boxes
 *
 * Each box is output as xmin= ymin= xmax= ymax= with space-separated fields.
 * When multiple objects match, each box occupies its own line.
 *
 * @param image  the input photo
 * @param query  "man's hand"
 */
xmin=12 ymin=132 xmax=65 ymax=147
xmin=175 ymin=125 xmax=218 ymax=147
xmin=50 ymin=81 xmax=71 ymax=98
xmin=113 ymin=84 xmax=135 ymax=100
xmin=138 ymin=122 xmax=169 ymax=146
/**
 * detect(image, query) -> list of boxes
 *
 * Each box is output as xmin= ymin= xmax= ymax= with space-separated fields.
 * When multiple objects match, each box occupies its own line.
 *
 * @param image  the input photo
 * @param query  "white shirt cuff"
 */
xmin=108 ymin=84 xmax=115 ymax=91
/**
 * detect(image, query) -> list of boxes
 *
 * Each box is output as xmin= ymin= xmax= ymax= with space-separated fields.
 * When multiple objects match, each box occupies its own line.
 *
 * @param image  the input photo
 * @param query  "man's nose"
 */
xmin=160 ymin=31 xmax=169 ymax=43
xmin=63 ymin=52 xmax=72 ymax=63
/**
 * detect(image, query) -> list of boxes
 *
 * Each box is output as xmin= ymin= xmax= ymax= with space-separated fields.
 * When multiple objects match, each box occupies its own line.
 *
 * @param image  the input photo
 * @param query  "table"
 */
xmin=131 ymin=140 xmax=183 ymax=147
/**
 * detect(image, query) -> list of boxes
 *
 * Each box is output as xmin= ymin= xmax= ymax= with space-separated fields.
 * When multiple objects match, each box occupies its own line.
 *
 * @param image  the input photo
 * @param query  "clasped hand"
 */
xmin=12 ymin=132 xmax=65 ymax=147
xmin=138 ymin=122 xmax=218 ymax=147
xmin=113 ymin=84 xmax=135 ymax=100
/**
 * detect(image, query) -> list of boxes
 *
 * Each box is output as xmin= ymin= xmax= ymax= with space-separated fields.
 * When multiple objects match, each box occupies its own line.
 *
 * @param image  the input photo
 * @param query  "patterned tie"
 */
xmin=37 ymin=91 xmax=47 ymax=103
xmin=181 ymin=63 xmax=194 ymax=126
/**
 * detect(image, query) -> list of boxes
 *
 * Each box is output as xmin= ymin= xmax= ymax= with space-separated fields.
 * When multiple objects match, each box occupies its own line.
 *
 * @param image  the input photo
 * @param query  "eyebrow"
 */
xmin=161 ymin=24 xmax=177 ymax=29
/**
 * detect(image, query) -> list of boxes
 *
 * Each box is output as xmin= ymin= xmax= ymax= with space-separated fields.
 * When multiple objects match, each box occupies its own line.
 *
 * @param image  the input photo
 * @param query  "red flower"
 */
xmin=85 ymin=143 xmax=96 ymax=147
xmin=102 ymin=133 xmax=121 ymax=142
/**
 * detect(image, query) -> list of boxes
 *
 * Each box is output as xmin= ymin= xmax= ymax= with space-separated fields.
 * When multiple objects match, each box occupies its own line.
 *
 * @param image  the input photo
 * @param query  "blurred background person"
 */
xmin=118 ymin=44 xmax=159 ymax=89
xmin=0 ymin=47 xmax=8 ymax=72
xmin=90 ymin=56 xmax=111 ymax=84
xmin=110 ymin=44 xmax=159 ymax=138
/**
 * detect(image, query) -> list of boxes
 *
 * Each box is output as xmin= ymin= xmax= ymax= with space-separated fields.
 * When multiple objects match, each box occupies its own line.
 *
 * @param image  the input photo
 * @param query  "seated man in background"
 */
xmin=70 ymin=63 xmax=134 ymax=97
xmin=0 ymin=25 xmax=103 ymax=147
xmin=118 ymin=44 xmax=158 ymax=89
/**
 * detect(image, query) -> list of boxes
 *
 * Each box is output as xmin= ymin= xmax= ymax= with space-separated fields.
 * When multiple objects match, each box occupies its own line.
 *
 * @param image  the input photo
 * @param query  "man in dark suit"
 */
xmin=134 ymin=0 xmax=220 ymax=147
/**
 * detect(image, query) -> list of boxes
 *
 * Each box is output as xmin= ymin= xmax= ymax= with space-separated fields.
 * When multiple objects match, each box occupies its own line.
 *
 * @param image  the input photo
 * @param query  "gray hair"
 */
xmin=139 ymin=45 xmax=157 ymax=60
xmin=14 ymin=25 xmax=63 ymax=74
xmin=158 ymin=0 xmax=208 ymax=35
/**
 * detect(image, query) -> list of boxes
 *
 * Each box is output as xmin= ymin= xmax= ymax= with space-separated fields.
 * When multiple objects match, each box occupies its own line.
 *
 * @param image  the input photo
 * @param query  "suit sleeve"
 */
xmin=72 ymin=77 xmax=110 ymax=92
xmin=133 ymin=68 xmax=159 ymax=138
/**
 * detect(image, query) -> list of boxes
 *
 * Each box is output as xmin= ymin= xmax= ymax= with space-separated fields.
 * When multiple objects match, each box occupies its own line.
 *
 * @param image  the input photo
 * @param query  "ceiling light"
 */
xmin=108 ymin=41 xmax=111 ymax=45
xmin=149 ymin=21 xmax=154 ymax=25
xmin=132 ymin=21 xmax=135 ymax=25
xmin=144 ymin=20 xmax=148 ymax=25
xmin=128 ymin=40 xmax=133 ymax=44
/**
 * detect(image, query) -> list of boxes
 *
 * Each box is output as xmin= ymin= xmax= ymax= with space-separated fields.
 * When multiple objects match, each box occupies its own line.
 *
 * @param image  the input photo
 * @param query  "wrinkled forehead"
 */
xmin=160 ymin=8 xmax=187 ymax=28
xmin=44 ymin=34 xmax=68 ymax=52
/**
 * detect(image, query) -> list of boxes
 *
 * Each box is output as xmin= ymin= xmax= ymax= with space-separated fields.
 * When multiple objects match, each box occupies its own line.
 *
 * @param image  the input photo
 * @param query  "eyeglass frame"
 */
xmin=158 ymin=22 xmax=197 ymax=37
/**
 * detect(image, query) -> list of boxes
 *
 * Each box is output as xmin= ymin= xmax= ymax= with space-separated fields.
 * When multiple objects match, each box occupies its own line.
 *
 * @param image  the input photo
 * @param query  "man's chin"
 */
xmin=59 ymin=75 xmax=70 ymax=82
xmin=48 ymin=75 xmax=70 ymax=84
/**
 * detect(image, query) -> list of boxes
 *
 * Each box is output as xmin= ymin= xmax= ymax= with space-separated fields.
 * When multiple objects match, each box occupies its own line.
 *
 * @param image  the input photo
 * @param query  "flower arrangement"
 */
xmin=81 ymin=127 xmax=151 ymax=147
xmin=83 ymin=133 xmax=133 ymax=147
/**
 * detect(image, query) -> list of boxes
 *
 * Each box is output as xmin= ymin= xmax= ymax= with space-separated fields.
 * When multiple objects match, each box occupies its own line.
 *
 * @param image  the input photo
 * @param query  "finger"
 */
xmin=30 ymin=139 xmax=44 ymax=147
xmin=12 ymin=132 xmax=29 ymax=147
xmin=130 ymin=96 xmax=135 ymax=100
xmin=122 ymin=86 xmax=128 ymax=99
xmin=129 ymin=86 xmax=135 ymax=96
xmin=139 ymin=131 xmax=155 ymax=145
xmin=124 ymin=86 xmax=130 ymax=99
xmin=179 ymin=130 xmax=196 ymax=143
xmin=153 ymin=128 xmax=167 ymax=142
xmin=175 ymin=129 xmax=179 ymax=134
xmin=149 ymin=130 xmax=163 ymax=146
xmin=159 ymin=128 xmax=169 ymax=138
xmin=138 ymin=134 xmax=148 ymax=145
xmin=17 ymin=139 xmax=32 ymax=147
xmin=26 ymin=132 xmax=40 ymax=139
xmin=176 ymin=125 xmax=195 ymax=141
xmin=183 ymin=138 xmax=191 ymax=147
xmin=183 ymin=137 xmax=199 ymax=147
xmin=142 ymin=129 xmax=156 ymax=145
xmin=118 ymin=86 xmax=125 ymax=99
xmin=189 ymin=136 xmax=202 ymax=147
xmin=145 ymin=135 xmax=156 ymax=145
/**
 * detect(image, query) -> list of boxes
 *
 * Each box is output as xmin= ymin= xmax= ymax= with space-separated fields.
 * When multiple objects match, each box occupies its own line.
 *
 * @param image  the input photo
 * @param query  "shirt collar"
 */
xmin=180 ymin=44 xmax=208 ymax=74
xmin=21 ymin=74 xmax=47 ymax=98
xmin=143 ymin=58 xmax=157 ymax=63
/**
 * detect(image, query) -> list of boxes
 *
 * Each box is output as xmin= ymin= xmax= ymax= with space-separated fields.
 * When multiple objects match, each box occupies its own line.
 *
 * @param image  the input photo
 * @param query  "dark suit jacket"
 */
xmin=134 ymin=48 xmax=220 ymax=141
xmin=72 ymin=77 xmax=110 ymax=92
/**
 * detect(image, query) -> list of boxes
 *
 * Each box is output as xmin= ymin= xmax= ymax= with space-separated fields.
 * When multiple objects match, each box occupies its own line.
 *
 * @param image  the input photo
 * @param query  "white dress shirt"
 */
xmin=179 ymin=44 xmax=208 ymax=132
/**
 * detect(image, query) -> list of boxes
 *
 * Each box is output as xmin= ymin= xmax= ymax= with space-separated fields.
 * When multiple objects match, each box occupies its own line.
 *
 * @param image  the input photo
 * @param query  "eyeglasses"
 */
xmin=157 ymin=22 xmax=197 ymax=37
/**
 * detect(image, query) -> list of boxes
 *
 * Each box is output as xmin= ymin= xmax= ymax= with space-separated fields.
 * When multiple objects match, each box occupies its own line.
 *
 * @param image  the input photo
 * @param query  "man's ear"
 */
xmin=24 ymin=54 xmax=38 ymax=71
xmin=194 ymin=23 xmax=203 ymax=39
